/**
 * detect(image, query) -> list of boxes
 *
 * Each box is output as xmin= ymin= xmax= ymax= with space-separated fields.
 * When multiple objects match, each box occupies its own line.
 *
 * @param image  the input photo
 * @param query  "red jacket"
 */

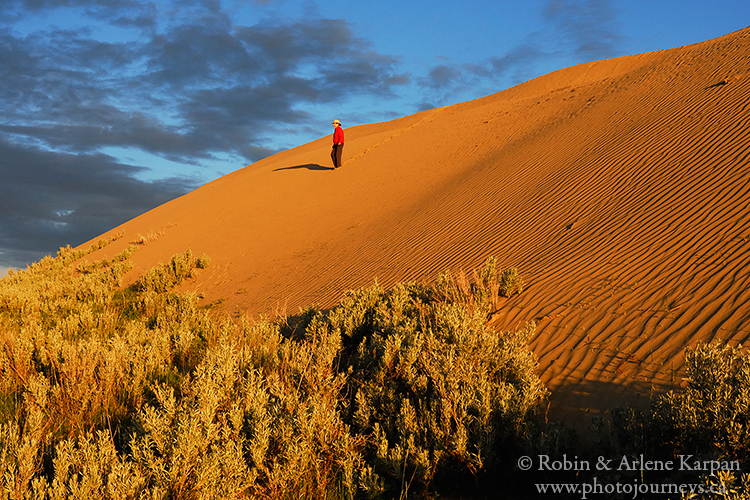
xmin=333 ymin=126 xmax=344 ymax=145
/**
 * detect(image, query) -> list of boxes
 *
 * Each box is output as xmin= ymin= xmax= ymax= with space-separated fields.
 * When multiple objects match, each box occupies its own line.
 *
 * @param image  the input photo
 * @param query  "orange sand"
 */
xmin=81 ymin=27 xmax=750 ymax=426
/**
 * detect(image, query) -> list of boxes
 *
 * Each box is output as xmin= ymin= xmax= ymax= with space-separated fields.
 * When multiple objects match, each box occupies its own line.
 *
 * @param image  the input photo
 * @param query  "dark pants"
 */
xmin=331 ymin=144 xmax=343 ymax=168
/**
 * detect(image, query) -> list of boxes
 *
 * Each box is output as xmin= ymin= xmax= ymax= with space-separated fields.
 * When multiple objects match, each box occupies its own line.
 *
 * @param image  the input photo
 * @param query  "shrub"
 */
xmin=652 ymin=341 xmax=750 ymax=460
xmin=682 ymin=471 xmax=750 ymax=500
xmin=0 ymin=247 xmax=543 ymax=499
xmin=328 ymin=259 xmax=545 ymax=496
xmin=137 ymin=250 xmax=203 ymax=293
xmin=604 ymin=341 xmax=750 ymax=499
xmin=0 ymin=241 xmax=213 ymax=497
xmin=0 ymin=242 xmax=368 ymax=499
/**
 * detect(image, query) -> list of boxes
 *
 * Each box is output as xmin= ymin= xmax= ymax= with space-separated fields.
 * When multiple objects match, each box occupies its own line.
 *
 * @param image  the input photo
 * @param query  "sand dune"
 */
xmin=82 ymin=27 xmax=750 ymax=424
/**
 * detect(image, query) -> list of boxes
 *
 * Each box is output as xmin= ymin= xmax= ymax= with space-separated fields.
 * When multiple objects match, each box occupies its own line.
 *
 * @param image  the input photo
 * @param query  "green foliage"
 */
xmin=0 ymin=241 xmax=220 ymax=497
xmin=683 ymin=471 xmax=750 ymax=500
xmin=129 ymin=320 xmax=360 ymax=499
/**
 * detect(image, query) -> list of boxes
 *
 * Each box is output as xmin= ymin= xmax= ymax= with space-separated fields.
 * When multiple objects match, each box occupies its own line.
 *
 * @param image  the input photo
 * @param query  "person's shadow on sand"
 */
xmin=274 ymin=164 xmax=332 ymax=172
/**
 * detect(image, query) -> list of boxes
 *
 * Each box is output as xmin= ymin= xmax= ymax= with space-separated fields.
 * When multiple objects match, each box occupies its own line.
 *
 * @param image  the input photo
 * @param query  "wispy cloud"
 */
xmin=543 ymin=0 xmax=621 ymax=60
xmin=417 ymin=0 xmax=621 ymax=108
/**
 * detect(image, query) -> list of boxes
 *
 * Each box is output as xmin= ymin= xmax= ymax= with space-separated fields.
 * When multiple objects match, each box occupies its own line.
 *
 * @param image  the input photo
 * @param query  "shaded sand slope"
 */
xmin=83 ymin=27 xmax=750 ymax=422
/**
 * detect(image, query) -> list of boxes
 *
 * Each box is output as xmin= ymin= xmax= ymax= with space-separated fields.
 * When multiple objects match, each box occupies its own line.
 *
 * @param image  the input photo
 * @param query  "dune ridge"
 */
xmin=83 ymin=27 xmax=750 ymax=421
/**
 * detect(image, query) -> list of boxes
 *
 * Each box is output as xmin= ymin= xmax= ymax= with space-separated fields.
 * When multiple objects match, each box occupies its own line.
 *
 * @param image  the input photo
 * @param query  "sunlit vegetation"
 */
xmin=4 ymin=239 xmax=746 ymax=499
xmin=0 ymin=241 xmax=543 ymax=498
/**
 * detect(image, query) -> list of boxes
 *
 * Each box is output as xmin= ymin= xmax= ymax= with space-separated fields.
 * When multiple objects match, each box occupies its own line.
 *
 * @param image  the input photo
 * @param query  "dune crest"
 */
xmin=83 ymin=27 xmax=750 ymax=421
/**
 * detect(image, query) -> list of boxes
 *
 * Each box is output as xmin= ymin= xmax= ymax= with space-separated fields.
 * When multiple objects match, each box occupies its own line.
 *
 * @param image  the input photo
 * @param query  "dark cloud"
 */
xmin=3 ymin=14 xmax=407 ymax=161
xmin=487 ymin=44 xmax=547 ymax=76
xmin=6 ymin=0 xmax=142 ymax=10
xmin=0 ymin=0 xmax=157 ymax=31
xmin=0 ymin=137 xmax=196 ymax=269
xmin=0 ymin=2 xmax=409 ymax=269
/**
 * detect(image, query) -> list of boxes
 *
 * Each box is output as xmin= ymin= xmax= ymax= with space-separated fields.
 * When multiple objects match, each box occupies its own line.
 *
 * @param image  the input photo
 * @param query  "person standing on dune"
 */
xmin=331 ymin=119 xmax=344 ymax=169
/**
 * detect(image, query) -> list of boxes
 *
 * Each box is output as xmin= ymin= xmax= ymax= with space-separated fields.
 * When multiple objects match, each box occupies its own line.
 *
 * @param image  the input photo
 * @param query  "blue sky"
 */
xmin=1 ymin=0 xmax=748 ymax=274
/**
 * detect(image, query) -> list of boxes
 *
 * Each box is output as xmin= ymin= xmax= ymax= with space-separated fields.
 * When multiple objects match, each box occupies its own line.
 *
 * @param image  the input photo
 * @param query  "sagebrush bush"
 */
xmin=327 ymin=259 xmax=545 ymax=496
xmin=652 ymin=341 xmax=750 ymax=460
xmin=604 ymin=341 xmax=750 ymax=499
xmin=0 ymin=244 xmax=543 ymax=499
xmin=137 ymin=249 xmax=204 ymax=293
